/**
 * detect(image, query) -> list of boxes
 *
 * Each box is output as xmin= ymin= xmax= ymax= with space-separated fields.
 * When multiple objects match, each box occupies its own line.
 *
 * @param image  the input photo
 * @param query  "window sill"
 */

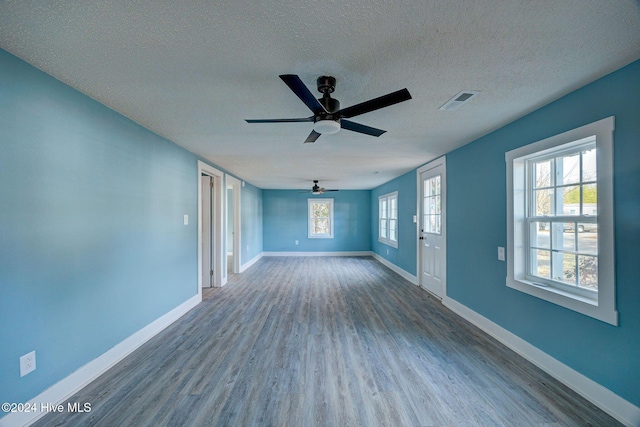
xmin=520 ymin=278 xmax=597 ymax=306
xmin=378 ymin=239 xmax=398 ymax=249
xmin=507 ymin=276 xmax=617 ymax=325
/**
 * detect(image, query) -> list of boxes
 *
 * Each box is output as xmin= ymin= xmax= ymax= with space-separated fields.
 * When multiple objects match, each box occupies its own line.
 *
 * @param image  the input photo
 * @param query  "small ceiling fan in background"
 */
xmin=246 ymin=74 xmax=411 ymax=143
xmin=300 ymin=180 xmax=339 ymax=195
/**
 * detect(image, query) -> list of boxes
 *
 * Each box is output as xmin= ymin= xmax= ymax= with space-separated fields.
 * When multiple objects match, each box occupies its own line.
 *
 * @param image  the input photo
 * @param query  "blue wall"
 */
xmin=446 ymin=59 xmax=640 ymax=406
xmin=370 ymin=170 xmax=417 ymax=275
xmin=0 ymin=48 xmax=265 ymax=411
xmin=241 ymin=182 xmax=263 ymax=263
xmin=263 ymin=190 xmax=370 ymax=252
xmin=0 ymin=49 xmax=201 ymax=406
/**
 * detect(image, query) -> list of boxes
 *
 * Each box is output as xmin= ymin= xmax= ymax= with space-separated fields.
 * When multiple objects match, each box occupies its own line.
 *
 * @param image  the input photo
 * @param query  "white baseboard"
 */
xmin=240 ymin=252 xmax=264 ymax=272
xmin=263 ymin=251 xmax=372 ymax=257
xmin=442 ymin=296 xmax=640 ymax=427
xmin=371 ymin=252 xmax=418 ymax=285
xmin=0 ymin=294 xmax=201 ymax=427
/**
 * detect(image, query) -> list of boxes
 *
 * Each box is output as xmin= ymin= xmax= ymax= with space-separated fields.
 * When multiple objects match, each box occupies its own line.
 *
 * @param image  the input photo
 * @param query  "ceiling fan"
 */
xmin=300 ymin=180 xmax=339 ymax=195
xmin=246 ymin=74 xmax=412 ymax=143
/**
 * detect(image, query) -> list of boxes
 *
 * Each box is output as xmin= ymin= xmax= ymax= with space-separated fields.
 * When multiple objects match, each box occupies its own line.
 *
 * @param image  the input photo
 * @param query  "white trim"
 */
xmin=505 ymin=116 xmax=617 ymax=325
xmin=371 ymin=252 xmax=418 ymax=285
xmin=225 ymin=174 xmax=242 ymax=275
xmin=0 ymin=295 xmax=200 ymax=427
xmin=197 ymin=161 xmax=226 ymax=290
xmin=442 ymin=296 xmax=640 ymax=427
xmin=240 ymin=251 xmax=263 ymax=272
xmin=263 ymin=251 xmax=372 ymax=257
xmin=378 ymin=191 xmax=399 ymax=248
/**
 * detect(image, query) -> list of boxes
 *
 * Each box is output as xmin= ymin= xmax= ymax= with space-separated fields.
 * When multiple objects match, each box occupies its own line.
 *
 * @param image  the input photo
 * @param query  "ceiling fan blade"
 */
xmin=340 ymin=119 xmax=386 ymax=137
xmin=304 ymin=130 xmax=321 ymax=144
xmin=245 ymin=117 xmax=313 ymax=123
xmin=337 ymin=88 xmax=412 ymax=119
xmin=323 ymin=189 xmax=339 ymax=192
xmin=280 ymin=74 xmax=327 ymax=116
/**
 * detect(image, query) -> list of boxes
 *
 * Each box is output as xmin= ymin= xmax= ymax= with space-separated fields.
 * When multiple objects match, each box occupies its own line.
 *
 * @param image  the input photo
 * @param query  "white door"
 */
xmin=201 ymin=175 xmax=212 ymax=288
xmin=418 ymin=158 xmax=446 ymax=298
xmin=226 ymin=175 xmax=242 ymax=275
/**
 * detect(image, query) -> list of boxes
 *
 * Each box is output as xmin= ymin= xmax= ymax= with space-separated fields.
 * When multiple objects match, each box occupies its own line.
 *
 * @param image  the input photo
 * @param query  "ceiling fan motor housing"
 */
xmin=317 ymin=76 xmax=336 ymax=94
xmin=314 ymin=77 xmax=341 ymax=134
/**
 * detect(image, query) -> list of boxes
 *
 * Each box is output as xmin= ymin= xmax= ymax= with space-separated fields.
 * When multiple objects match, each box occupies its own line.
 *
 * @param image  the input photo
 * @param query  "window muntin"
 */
xmin=505 ymin=116 xmax=616 ymax=325
xmin=379 ymin=192 xmax=398 ymax=247
xmin=423 ymin=175 xmax=441 ymax=234
xmin=525 ymin=144 xmax=598 ymax=298
xmin=308 ymin=199 xmax=333 ymax=238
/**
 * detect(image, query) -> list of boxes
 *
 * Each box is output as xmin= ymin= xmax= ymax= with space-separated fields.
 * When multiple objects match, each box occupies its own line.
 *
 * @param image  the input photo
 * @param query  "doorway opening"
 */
xmin=198 ymin=161 xmax=225 ymax=299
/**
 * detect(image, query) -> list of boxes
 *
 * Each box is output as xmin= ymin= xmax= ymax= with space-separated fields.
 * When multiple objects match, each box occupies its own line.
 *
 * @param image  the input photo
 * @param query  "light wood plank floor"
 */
xmin=34 ymin=257 xmax=620 ymax=426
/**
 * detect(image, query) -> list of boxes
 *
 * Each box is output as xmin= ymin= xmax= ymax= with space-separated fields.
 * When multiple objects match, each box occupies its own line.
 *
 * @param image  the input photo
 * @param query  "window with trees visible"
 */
xmin=308 ymin=199 xmax=333 ymax=238
xmin=423 ymin=175 xmax=442 ymax=234
xmin=506 ymin=117 xmax=617 ymax=325
xmin=379 ymin=192 xmax=398 ymax=248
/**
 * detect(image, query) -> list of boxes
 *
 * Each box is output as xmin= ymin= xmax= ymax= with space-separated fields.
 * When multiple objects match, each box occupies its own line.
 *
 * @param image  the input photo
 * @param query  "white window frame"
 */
xmin=506 ymin=116 xmax=617 ymax=325
xmin=379 ymin=191 xmax=398 ymax=248
xmin=308 ymin=198 xmax=334 ymax=239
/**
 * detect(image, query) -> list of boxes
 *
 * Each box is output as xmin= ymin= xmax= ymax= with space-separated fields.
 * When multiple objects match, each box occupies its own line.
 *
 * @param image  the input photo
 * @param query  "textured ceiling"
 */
xmin=1 ymin=1 xmax=639 ymax=189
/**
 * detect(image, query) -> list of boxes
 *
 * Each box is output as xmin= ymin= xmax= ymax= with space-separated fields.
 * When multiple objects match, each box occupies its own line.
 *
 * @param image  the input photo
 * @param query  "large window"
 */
xmin=506 ymin=117 xmax=616 ymax=325
xmin=379 ymin=191 xmax=398 ymax=248
xmin=308 ymin=198 xmax=334 ymax=238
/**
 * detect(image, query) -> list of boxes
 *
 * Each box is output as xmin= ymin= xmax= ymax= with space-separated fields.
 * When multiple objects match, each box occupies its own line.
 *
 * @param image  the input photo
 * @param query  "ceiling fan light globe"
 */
xmin=313 ymin=119 xmax=340 ymax=135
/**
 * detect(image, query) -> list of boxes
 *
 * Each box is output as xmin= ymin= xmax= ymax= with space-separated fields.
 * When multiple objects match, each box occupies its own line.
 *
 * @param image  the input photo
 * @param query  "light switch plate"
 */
xmin=183 ymin=214 xmax=189 ymax=225
xmin=498 ymin=246 xmax=505 ymax=261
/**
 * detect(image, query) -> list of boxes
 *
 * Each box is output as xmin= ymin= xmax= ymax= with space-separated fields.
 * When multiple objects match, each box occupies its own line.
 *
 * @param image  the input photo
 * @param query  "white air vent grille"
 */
xmin=439 ymin=90 xmax=479 ymax=111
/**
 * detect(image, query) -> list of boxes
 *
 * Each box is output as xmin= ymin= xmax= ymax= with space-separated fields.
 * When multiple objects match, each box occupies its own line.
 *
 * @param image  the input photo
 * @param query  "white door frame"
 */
xmin=225 ymin=174 xmax=242 ymax=275
xmin=201 ymin=175 xmax=213 ymax=288
xmin=416 ymin=156 xmax=447 ymax=297
xmin=198 ymin=161 xmax=226 ymax=297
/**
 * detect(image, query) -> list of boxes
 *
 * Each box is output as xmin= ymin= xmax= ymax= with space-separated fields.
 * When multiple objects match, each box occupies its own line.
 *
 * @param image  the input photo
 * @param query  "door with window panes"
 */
xmin=419 ymin=159 xmax=446 ymax=298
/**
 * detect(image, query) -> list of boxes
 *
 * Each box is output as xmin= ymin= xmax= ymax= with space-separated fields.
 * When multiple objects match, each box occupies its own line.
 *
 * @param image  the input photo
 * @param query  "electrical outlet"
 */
xmin=20 ymin=351 xmax=36 ymax=377
xmin=295 ymin=240 xmax=299 ymax=245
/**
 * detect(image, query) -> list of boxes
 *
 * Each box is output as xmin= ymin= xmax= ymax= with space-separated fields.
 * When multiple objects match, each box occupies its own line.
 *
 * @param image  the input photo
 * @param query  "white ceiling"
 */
xmin=1 ymin=1 xmax=639 ymax=190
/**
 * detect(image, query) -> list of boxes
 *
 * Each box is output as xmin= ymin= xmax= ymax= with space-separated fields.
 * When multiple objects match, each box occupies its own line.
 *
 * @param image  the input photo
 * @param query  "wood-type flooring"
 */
xmin=33 ymin=256 xmax=621 ymax=426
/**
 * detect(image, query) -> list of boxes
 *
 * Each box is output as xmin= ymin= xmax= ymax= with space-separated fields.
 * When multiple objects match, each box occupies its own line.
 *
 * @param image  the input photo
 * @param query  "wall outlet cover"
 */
xmin=20 ymin=351 xmax=36 ymax=377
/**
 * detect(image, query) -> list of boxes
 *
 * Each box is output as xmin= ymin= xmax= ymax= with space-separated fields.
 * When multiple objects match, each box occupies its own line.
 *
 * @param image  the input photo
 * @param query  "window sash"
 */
xmin=524 ymin=142 xmax=598 ymax=295
xmin=308 ymin=199 xmax=333 ymax=238
xmin=379 ymin=192 xmax=398 ymax=247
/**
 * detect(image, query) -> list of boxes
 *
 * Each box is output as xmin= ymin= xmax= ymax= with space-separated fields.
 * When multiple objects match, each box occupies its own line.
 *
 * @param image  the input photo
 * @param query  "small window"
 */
xmin=506 ymin=117 xmax=616 ymax=325
xmin=308 ymin=198 xmax=334 ymax=238
xmin=379 ymin=192 xmax=398 ymax=248
xmin=423 ymin=175 xmax=442 ymax=234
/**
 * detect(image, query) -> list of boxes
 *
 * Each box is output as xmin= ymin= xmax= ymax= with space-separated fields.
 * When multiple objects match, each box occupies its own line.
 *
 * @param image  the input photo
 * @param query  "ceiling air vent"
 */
xmin=438 ymin=90 xmax=479 ymax=111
